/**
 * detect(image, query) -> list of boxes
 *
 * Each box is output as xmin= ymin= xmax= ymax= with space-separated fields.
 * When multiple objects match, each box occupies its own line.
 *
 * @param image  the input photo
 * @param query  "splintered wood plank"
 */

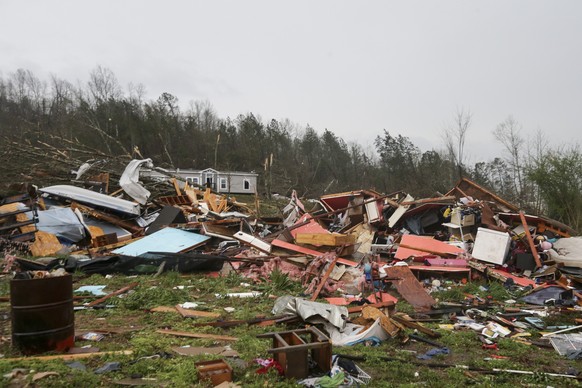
xmin=204 ymin=188 xmax=219 ymax=212
xmin=175 ymin=305 xmax=220 ymax=318
xmin=3 ymin=350 xmax=133 ymax=362
xmin=156 ymin=329 xmax=238 ymax=341
xmin=183 ymin=184 xmax=199 ymax=205
xmin=171 ymin=178 xmax=182 ymax=195
xmin=383 ymin=265 xmax=436 ymax=312
xmin=310 ymin=254 xmax=339 ymax=301
xmin=519 ymin=211 xmax=542 ymax=269
xmin=392 ymin=314 xmax=441 ymax=338
xmin=85 ymin=282 xmax=139 ymax=307
xmin=216 ymin=197 xmax=228 ymax=213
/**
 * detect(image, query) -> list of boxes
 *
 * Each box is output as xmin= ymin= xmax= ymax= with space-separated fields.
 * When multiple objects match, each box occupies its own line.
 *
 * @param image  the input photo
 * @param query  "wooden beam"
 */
xmin=174 ymin=305 xmax=220 ymax=319
xmin=519 ymin=211 xmax=542 ymax=269
xmin=171 ymin=178 xmax=182 ymax=195
xmin=400 ymin=196 xmax=456 ymax=206
xmin=156 ymin=329 xmax=238 ymax=341
xmin=71 ymin=202 xmax=143 ymax=236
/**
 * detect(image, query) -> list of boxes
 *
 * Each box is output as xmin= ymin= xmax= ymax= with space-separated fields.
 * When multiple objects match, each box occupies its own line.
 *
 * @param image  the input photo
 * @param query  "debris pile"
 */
xmin=2 ymin=158 xmax=582 ymax=385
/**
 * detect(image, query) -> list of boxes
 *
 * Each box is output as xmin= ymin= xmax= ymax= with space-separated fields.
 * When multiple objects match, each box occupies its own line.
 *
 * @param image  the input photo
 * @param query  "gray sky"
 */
xmin=1 ymin=1 xmax=581 ymax=164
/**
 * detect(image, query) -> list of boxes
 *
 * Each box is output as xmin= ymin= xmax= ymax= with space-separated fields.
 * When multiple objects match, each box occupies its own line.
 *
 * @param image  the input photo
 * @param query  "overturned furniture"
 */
xmin=257 ymin=327 xmax=332 ymax=379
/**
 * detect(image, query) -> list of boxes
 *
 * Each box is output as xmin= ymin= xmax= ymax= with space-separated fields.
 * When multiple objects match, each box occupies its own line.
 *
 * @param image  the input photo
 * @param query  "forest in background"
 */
xmin=0 ymin=66 xmax=581 ymax=232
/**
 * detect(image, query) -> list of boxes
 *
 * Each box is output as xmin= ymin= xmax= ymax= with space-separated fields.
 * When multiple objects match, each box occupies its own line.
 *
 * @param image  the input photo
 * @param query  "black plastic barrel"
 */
xmin=10 ymin=274 xmax=75 ymax=354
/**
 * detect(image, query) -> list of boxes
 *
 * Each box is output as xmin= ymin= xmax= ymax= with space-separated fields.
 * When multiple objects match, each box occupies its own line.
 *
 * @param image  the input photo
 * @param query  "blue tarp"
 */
xmin=112 ymin=227 xmax=210 ymax=256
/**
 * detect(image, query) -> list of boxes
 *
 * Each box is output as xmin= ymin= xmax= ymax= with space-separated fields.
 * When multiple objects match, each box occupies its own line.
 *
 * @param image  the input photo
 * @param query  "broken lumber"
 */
xmin=175 ymin=305 xmax=220 ymax=319
xmin=85 ymin=282 xmax=139 ymax=307
xmin=71 ymin=202 xmax=143 ymax=236
xmin=346 ymin=300 xmax=395 ymax=314
xmin=310 ymin=254 xmax=339 ymax=301
xmin=3 ymin=350 xmax=133 ymax=362
xmin=519 ymin=211 xmax=542 ymax=269
xmin=295 ymin=232 xmax=356 ymax=247
xmin=400 ymin=196 xmax=456 ymax=206
xmin=156 ymin=329 xmax=238 ymax=341
xmin=392 ymin=314 xmax=441 ymax=338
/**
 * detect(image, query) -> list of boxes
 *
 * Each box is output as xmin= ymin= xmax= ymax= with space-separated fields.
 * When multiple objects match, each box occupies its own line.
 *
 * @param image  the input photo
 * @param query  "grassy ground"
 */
xmin=1 ymin=269 xmax=582 ymax=387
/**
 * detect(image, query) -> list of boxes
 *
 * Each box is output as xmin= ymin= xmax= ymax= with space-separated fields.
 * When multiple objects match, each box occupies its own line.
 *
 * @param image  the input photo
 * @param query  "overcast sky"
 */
xmin=1 ymin=1 xmax=581 ymax=164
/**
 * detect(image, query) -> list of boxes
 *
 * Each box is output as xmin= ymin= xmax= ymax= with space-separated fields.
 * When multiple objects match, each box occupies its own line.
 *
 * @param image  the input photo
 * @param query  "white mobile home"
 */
xmin=175 ymin=168 xmax=258 ymax=194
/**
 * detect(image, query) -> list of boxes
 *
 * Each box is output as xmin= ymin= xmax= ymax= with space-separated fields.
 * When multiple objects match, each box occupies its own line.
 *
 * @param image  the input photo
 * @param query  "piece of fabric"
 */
xmin=272 ymin=296 xmax=348 ymax=330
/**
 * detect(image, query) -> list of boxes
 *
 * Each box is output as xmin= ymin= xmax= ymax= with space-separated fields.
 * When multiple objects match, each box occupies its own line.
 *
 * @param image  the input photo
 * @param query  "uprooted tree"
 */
xmin=0 ymin=66 xmax=581 ymax=232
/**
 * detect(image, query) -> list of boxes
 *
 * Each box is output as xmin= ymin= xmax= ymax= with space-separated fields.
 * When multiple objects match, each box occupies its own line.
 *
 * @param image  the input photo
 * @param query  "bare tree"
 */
xmin=87 ymin=65 xmax=121 ymax=105
xmin=442 ymin=107 xmax=472 ymax=181
xmin=493 ymin=116 xmax=525 ymax=205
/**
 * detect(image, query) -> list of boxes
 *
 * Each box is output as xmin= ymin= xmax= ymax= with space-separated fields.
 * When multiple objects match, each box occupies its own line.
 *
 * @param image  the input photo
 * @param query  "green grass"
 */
xmin=2 ymin=270 xmax=582 ymax=387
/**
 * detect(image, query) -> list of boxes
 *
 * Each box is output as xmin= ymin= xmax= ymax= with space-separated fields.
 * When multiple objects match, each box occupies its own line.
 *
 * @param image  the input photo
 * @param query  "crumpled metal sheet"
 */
xmin=119 ymin=159 xmax=154 ymax=205
xmin=272 ymin=296 xmax=348 ymax=330
xmin=40 ymin=185 xmax=141 ymax=216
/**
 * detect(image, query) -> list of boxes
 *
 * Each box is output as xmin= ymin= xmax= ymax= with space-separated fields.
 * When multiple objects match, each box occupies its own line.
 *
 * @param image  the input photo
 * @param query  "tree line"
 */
xmin=0 ymin=67 xmax=580 ymax=232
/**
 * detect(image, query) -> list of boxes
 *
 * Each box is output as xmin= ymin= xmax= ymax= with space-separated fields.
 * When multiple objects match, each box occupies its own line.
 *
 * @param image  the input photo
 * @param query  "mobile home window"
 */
xmin=192 ymin=177 xmax=199 ymax=185
xmin=243 ymin=179 xmax=250 ymax=190
xmin=220 ymin=178 xmax=227 ymax=190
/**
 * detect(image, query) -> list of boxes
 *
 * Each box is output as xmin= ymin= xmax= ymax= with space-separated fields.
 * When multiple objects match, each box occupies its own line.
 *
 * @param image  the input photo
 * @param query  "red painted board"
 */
xmin=489 ymin=268 xmax=537 ymax=287
xmin=290 ymin=214 xmax=329 ymax=238
xmin=271 ymin=239 xmax=358 ymax=267
xmin=395 ymin=235 xmax=465 ymax=260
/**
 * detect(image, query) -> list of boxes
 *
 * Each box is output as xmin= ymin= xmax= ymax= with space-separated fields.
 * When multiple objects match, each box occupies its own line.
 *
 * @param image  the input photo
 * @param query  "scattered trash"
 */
xmin=94 ymin=361 xmax=121 ymax=374
xmin=416 ymin=347 xmax=450 ymax=360
xmin=3 ymin=159 xmax=582 ymax=385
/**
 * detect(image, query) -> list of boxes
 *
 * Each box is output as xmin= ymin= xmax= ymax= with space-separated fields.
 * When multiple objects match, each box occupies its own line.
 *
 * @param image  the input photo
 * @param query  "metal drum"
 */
xmin=10 ymin=274 xmax=74 ymax=354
